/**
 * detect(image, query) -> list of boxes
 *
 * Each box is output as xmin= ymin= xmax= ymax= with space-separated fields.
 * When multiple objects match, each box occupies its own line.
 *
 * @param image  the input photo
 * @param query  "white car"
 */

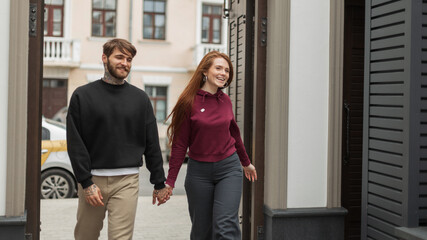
xmin=41 ymin=117 xmax=77 ymax=199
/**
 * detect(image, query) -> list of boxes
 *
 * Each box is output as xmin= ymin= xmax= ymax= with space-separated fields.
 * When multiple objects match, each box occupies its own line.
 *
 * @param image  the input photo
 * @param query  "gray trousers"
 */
xmin=185 ymin=152 xmax=243 ymax=240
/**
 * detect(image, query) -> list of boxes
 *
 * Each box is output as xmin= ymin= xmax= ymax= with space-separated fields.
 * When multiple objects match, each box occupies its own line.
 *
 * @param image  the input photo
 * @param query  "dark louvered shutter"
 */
xmin=228 ymin=0 xmax=253 ymax=136
xmin=362 ymin=0 xmax=426 ymax=238
xmin=420 ymin=0 xmax=427 ymax=227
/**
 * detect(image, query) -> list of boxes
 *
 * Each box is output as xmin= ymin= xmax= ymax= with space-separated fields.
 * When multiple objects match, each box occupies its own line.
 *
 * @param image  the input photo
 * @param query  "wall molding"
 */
xmin=6 ymin=0 xmax=28 ymax=217
xmin=327 ymin=0 xmax=344 ymax=208
xmin=142 ymin=75 xmax=172 ymax=85
xmin=80 ymin=63 xmax=188 ymax=73
xmin=264 ymin=0 xmax=290 ymax=209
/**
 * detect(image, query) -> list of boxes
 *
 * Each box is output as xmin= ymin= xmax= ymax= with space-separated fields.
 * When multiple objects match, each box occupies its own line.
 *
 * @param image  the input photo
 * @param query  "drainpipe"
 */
xmin=128 ymin=0 xmax=133 ymax=83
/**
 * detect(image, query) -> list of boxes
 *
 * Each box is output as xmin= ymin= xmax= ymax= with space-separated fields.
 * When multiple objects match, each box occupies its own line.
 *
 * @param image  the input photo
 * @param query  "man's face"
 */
xmin=102 ymin=48 xmax=133 ymax=80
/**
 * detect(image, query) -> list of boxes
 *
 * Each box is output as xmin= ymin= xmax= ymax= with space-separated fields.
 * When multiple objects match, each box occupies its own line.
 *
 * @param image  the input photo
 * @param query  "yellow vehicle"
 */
xmin=41 ymin=117 xmax=77 ymax=199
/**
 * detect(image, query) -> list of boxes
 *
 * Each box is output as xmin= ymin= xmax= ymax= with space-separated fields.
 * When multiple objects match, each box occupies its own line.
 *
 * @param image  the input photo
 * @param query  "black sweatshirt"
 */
xmin=66 ymin=79 xmax=166 ymax=189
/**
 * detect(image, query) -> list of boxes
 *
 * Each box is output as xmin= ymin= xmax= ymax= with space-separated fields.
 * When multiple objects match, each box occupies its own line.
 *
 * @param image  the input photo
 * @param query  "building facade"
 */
xmin=42 ymin=0 xmax=228 ymax=158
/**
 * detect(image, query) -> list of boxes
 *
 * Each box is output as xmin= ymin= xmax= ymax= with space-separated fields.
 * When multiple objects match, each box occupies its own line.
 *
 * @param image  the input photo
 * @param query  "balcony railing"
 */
xmin=43 ymin=37 xmax=80 ymax=66
xmin=193 ymin=43 xmax=227 ymax=67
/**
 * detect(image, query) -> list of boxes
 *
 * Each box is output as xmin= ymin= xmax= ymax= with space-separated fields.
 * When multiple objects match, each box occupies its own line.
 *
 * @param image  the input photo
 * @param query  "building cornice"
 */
xmin=80 ymin=64 xmax=188 ymax=73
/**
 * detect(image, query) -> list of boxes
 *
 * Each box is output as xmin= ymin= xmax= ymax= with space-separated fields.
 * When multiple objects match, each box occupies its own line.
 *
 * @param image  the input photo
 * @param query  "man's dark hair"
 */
xmin=103 ymin=38 xmax=137 ymax=58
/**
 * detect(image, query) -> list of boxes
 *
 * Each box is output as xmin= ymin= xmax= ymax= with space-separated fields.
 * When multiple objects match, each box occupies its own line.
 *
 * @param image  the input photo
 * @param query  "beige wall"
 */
xmin=69 ymin=0 xmax=197 ymax=68
xmin=64 ymin=0 xmax=210 ymax=104
xmin=49 ymin=0 xmax=228 ymax=106
xmin=132 ymin=0 xmax=197 ymax=68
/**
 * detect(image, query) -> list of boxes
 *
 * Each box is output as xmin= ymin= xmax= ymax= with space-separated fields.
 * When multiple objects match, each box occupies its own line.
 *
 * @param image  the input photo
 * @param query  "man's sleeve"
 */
xmin=66 ymin=92 xmax=93 ymax=188
xmin=144 ymin=97 xmax=166 ymax=190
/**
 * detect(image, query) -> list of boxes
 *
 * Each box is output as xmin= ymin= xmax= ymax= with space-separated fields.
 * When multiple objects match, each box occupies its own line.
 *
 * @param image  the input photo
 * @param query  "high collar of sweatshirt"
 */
xmin=197 ymin=89 xmax=224 ymax=103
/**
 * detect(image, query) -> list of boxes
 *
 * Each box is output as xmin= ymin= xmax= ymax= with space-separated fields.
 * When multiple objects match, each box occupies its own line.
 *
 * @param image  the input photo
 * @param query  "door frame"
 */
xmin=26 ymin=0 xmax=44 ymax=239
xmin=249 ymin=0 xmax=267 ymax=239
xmin=327 ymin=0 xmax=345 ymax=208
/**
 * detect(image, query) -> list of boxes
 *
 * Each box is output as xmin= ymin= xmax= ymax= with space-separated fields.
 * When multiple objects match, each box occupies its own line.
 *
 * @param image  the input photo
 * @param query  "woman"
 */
xmin=165 ymin=51 xmax=257 ymax=240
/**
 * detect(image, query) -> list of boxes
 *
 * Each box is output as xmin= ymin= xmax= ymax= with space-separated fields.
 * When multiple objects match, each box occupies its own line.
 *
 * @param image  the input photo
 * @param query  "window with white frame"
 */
xmin=143 ymin=0 xmax=166 ymax=40
xmin=145 ymin=86 xmax=167 ymax=122
xmin=44 ymin=0 xmax=64 ymax=37
xmin=92 ymin=0 xmax=116 ymax=37
xmin=201 ymin=4 xmax=222 ymax=44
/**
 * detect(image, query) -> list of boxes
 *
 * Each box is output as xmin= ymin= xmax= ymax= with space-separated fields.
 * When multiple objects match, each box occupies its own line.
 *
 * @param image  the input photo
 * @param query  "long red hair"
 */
xmin=166 ymin=51 xmax=234 ymax=146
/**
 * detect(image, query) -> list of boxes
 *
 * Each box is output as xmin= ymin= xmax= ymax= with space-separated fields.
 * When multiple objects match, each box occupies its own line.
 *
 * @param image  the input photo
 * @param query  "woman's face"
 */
xmin=203 ymin=57 xmax=230 ymax=90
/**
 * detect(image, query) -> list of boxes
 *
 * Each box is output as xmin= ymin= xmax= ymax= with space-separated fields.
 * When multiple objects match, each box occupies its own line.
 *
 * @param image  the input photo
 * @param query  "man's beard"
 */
xmin=107 ymin=59 xmax=129 ymax=80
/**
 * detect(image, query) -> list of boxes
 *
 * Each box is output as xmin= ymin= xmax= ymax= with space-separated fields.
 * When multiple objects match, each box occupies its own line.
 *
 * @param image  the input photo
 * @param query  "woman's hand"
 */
xmin=152 ymin=184 xmax=174 ymax=206
xmin=243 ymin=164 xmax=257 ymax=182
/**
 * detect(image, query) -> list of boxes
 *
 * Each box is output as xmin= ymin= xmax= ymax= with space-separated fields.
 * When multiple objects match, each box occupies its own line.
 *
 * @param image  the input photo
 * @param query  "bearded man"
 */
xmin=66 ymin=38 xmax=171 ymax=240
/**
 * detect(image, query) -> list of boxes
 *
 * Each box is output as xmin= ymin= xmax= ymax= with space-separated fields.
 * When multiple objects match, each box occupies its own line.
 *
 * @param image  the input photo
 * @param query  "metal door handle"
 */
xmin=223 ymin=0 xmax=230 ymax=18
xmin=344 ymin=102 xmax=350 ymax=165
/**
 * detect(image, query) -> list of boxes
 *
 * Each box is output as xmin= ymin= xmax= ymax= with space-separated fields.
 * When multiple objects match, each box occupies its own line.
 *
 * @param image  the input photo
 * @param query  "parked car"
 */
xmin=41 ymin=117 xmax=77 ymax=199
xmin=51 ymin=106 xmax=68 ymax=123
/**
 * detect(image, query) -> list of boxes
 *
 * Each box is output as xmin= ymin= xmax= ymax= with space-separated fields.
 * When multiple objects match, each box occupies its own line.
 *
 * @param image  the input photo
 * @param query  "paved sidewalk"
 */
xmin=40 ymin=195 xmax=191 ymax=240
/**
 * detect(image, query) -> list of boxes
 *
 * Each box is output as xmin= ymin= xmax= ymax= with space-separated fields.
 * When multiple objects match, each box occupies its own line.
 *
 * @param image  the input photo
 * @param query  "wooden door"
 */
xmin=341 ymin=1 xmax=365 ymax=239
xmin=42 ymin=78 xmax=67 ymax=118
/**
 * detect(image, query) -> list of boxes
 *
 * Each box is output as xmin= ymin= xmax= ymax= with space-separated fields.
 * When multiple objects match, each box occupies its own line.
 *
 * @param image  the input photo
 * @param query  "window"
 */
xmin=42 ymin=127 xmax=50 ymax=141
xmin=145 ymin=86 xmax=167 ymax=122
xmin=44 ymin=0 xmax=64 ymax=37
xmin=92 ymin=0 xmax=116 ymax=37
xmin=143 ymin=0 xmax=166 ymax=40
xmin=202 ymin=4 xmax=222 ymax=44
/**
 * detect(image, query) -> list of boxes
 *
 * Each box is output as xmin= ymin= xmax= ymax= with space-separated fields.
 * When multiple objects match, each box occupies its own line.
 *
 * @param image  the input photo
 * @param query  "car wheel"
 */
xmin=41 ymin=169 xmax=76 ymax=199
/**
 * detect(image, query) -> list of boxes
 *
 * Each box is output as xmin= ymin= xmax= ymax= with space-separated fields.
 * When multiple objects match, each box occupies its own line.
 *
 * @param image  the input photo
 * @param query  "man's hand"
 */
xmin=84 ymin=184 xmax=104 ymax=207
xmin=152 ymin=184 xmax=173 ymax=206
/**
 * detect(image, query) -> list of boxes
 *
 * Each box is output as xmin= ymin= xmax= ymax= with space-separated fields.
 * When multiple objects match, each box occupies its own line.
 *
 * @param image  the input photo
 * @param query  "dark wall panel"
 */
xmin=363 ymin=0 xmax=427 ymax=237
xmin=363 ymin=0 xmax=407 ymax=239
xmin=419 ymin=0 xmax=427 ymax=226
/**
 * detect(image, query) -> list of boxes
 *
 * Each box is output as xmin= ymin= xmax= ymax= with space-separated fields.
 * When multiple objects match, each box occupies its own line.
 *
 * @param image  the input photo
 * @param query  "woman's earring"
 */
xmin=203 ymin=75 xmax=207 ymax=82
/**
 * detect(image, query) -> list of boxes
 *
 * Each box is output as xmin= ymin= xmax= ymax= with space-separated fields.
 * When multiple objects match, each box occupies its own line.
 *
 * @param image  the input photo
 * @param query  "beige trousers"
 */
xmin=74 ymin=174 xmax=139 ymax=240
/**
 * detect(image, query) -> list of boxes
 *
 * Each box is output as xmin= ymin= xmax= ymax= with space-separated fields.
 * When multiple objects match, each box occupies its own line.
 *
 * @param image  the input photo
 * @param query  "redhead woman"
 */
xmin=165 ymin=51 xmax=257 ymax=240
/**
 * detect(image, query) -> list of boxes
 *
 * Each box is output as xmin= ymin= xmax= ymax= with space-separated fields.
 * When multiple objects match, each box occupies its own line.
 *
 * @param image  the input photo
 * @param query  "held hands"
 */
xmin=83 ymin=184 xmax=104 ymax=207
xmin=152 ymin=184 xmax=173 ymax=206
xmin=243 ymin=164 xmax=257 ymax=182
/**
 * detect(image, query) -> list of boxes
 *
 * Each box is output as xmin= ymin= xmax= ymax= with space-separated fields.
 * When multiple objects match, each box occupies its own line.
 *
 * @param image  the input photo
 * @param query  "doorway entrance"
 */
xmin=341 ymin=1 xmax=365 ymax=239
xmin=42 ymin=78 xmax=68 ymax=119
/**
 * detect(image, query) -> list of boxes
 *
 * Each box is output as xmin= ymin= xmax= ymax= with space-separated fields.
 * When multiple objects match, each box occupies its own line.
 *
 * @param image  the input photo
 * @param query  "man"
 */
xmin=67 ymin=38 xmax=170 ymax=240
